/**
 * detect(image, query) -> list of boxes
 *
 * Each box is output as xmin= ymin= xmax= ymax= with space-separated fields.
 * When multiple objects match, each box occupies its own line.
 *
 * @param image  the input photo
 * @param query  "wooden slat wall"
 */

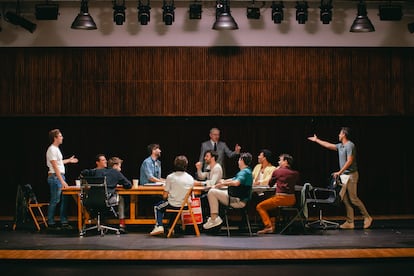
xmin=1 ymin=47 xmax=412 ymax=116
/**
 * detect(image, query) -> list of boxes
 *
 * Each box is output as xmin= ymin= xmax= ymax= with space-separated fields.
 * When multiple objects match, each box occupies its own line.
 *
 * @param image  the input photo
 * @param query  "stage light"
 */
xmin=319 ymin=0 xmax=332 ymax=24
xmin=113 ymin=0 xmax=126 ymax=25
xmin=162 ymin=0 xmax=175 ymax=25
xmin=5 ymin=11 xmax=37 ymax=33
xmin=138 ymin=0 xmax=151 ymax=25
xmin=379 ymin=4 xmax=402 ymax=21
xmin=213 ymin=0 xmax=238 ymax=30
xmin=71 ymin=0 xmax=97 ymax=30
xmin=271 ymin=1 xmax=284 ymax=24
xmin=408 ymin=22 xmax=414 ymax=33
xmin=35 ymin=3 xmax=59 ymax=20
xmin=350 ymin=0 xmax=375 ymax=32
xmin=189 ymin=2 xmax=202 ymax=19
xmin=295 ymin=1 xmax=308 ymax=24
xmin=247 ymin=4 xmax=260 ymax=20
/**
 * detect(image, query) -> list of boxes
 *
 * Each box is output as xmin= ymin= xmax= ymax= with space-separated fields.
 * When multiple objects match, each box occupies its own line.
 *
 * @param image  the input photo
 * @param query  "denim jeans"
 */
xmin=47 ymin=175 xmax=68 ymax=225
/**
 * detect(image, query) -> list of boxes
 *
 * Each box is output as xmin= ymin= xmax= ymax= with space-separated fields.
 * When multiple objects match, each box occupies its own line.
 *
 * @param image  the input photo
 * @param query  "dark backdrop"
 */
xmin=1 ymin=116 xmax=413 ymax=217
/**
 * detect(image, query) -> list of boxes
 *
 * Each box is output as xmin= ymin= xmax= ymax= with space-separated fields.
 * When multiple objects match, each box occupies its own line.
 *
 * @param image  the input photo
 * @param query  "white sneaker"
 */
xmin=203 ymin=216 xmax=223 ymax=229
xmin=150 ymin=225 xmax=164 ymax=236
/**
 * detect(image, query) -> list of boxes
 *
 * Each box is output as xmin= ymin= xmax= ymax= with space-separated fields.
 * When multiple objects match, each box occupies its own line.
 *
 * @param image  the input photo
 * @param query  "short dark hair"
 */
xmin=205 ymin=150 xmax=219 ymax=161
xmin=280 ymin=153 xmax=294 ymax=167
xmin=240 ymin=152 xmax=252 ymax=166
xmin=95 ymin=154 xmax=106 ymax=162
xmin=261 ymin=149 xmax=273 ymax=163
xmin=147 ymin=143 xmax=160 ymax=155
xmin=174 ymin=155 xmax=188 ymax=171
xmin=341 ymin=127 xmax=352 ymax=139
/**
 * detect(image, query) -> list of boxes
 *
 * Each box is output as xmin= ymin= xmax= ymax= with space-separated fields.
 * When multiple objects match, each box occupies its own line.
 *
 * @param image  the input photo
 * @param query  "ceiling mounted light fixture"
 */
xmin=5 ymin=0 xmax=37 ymax=33
xmin=213 ymin=0 xmax=238 ymax=30
xmin=162 ymin=0 xmax=175 ymax=25
xmin=246 ymin=1 xmax=261 ymax=20
xmin=379 ymin=3 xmax=402 ymax=21
xmin=295 ymin=1 xmax=308 ymax=24
xmin=319 ymin=0 xmax=332 ymax=24
xmin=138 ymin=0 xmax=151 ymax=25
xmin=35 ymin=2 xmax=59 ymax=20
xmin=113 ymin=0 xmax=126 ymax=25
xmin=271 ymin=1 xmax=284 ymax=24
xmin=189 ymin=2 xmax=202 ymax=19
xmin=408 ymin=22 xmax=414 ymax=33
xmin=71 ymin=0 xmax=97 ymax=30
xmin=350 ymin=0 xmax=375 ymax=32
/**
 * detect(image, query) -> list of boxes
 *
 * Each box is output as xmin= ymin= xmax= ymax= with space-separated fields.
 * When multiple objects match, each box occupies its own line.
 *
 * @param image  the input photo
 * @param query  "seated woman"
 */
xmin=256 ymin=153 xmax=300 ymax=234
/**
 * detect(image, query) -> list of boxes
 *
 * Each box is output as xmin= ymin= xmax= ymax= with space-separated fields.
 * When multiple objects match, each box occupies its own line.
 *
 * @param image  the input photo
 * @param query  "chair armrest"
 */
xmin=311 ymin=187 xmax=336 ymax=199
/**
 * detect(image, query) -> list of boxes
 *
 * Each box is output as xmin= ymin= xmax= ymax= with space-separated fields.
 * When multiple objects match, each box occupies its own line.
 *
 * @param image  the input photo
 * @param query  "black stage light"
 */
xmin=138 ymin=0 xmax=151 ymax=25
xmin=295 ymin=1 xmax=308 ymax=24
xmin=5 ymin=11 xmax=37 ymax=33
xmin=247 ymin=7 xmax=260 ymax=19
xmin=408 ymin=22 xmax=414 ymax=33
xmin=212 ymin=0 xmax=238 ymax=30
xmin=162 ymin=0 xmax=175 ymax=25
xmin=71 ymin=0 xmax=97 ymax=30
xmin=189 ymin=3 xmax=202 ymax=19
xmin=379 ymin=4 xmax=402 ymax=21
xmin=113 ymin=0 xmax=126 ymax=25
xmin=35 ymin=3 xmax=59 ymax=20
xmin=350 ymin=0 xmax=374 ymax=32
xmin=271 ymin=1 xmax=284 ymax=24
xmin=319 ymin=0 xmax=332 ymax=24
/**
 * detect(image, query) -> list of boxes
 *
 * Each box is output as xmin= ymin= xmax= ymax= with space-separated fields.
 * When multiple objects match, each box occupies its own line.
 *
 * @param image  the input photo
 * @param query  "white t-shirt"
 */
xmin=46 ymin=144 xmax=65 ymax=174
xmin=164 ymin=171 xmax=194 ymax=207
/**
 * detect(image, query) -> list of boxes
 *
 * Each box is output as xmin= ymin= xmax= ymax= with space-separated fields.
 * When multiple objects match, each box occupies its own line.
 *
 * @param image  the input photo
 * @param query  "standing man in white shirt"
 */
xmin=46 ymin=129 xmax=78 ymax=230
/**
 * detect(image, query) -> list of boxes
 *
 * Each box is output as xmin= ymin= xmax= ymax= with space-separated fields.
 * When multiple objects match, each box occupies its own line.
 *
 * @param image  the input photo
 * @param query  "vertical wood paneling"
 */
xmin=0 ymin=47 xmax=412 ymax=116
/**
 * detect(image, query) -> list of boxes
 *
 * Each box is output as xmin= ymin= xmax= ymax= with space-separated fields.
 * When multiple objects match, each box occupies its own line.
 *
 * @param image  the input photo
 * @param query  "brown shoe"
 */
xmin=257 ymin=227 xmax=274 ymax=234
xmin=340 ymin=221 xmax=354 ymax=229
xmin=363 ymin=216 xmax=373 ymax=229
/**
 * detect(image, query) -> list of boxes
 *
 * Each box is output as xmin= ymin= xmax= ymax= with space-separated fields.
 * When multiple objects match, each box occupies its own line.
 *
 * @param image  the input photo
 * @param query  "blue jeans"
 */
xmin=47 ymin=175 xmax=68 ymax=225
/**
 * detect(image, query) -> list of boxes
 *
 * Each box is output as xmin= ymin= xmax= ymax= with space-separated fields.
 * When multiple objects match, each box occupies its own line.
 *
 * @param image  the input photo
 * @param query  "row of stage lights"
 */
xmin=1 ymin=0 xmax=411 ymax=33
xmin=74 ymin=0 xmax=335 ymax=28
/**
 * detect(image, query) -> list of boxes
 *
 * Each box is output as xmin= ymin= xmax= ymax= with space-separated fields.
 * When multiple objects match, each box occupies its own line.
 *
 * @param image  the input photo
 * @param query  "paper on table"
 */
xmin=144 ymin=182 xmax=165 ymax=186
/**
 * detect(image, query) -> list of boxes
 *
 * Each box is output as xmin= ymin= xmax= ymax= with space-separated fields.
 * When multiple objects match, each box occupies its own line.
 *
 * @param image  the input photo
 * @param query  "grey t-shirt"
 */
xmin=336 ymin=141 xmax=357 ymax=173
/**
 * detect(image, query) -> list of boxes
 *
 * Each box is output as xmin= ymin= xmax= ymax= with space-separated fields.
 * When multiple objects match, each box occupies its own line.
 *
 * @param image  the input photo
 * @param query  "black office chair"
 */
xmin=80 ymin=176 xmax=120 ymax=237
xmin=223 ymin=198 xmax=253 ymax=237
xmin=276 ymin=185 xmax=306 ymax=234
xmin=305 ymin=181 xmax=340 ymax=229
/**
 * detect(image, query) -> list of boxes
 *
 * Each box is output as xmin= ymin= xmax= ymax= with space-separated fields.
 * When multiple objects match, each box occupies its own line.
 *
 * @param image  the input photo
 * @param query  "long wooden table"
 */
xmin=62 ymin=185 xmax=278 ymax=232
xmin=62 ymin=185 xmax=206 ymax=232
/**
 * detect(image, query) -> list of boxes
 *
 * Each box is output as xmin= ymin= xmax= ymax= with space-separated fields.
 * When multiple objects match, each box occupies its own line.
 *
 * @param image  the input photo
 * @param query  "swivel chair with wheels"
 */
xmin=80 ymin=176 xmax=120 ymax=237
xmin=305 ymin=183 xmax=340 ymax=229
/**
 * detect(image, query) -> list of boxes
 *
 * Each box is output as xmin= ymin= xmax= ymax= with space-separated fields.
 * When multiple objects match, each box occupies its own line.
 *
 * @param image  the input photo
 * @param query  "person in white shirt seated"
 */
xmin=194 ymin=150 xmax=223 ymax=187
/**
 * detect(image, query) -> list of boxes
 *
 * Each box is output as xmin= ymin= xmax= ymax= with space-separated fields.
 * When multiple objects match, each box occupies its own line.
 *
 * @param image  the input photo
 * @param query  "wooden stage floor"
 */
xmin=1 ymin=215 xmax=414 ymax=275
